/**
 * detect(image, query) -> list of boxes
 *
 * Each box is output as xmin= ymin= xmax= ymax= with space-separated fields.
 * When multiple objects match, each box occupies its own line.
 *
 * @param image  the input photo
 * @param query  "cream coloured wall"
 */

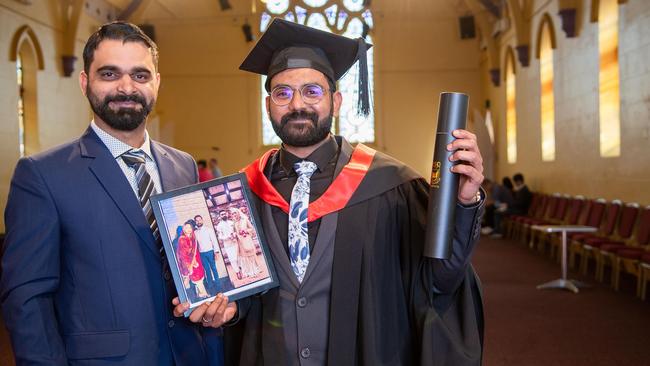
xmin=152 ymin=18 xmax=261 ymax=173
xmin=485 ymin=0 xmax=650 ymax=204
xmin=151 ymin=1 xmax=485 ymax=179
xmin=0 ymin=1 xmax=100 ymax=232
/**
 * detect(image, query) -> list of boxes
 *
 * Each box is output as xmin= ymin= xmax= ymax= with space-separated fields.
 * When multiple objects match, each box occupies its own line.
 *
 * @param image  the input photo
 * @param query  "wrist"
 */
xmin=459 ymin=190 xmax=482 ymax=206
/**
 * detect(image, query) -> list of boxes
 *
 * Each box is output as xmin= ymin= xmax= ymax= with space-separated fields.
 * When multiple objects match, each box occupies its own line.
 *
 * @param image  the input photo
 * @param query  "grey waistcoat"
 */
xmin=259 ymin=200 xmax=338 ymax=366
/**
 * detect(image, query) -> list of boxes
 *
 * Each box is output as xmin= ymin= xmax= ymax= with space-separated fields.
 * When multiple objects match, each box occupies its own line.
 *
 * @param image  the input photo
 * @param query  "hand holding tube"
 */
xmin=424 ymin=93 xmax=484 ymax=259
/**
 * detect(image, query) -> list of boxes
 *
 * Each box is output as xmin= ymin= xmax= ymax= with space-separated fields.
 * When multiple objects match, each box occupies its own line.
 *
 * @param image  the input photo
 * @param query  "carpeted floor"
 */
xmin=475 ymin=235 xmax=650 ymax=366
xmin=0 ymin=235 xmax=648 ymax=365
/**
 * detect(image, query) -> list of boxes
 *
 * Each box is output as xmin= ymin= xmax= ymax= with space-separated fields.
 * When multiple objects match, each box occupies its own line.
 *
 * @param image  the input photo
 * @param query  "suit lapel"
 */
xmin=262 ymin=202 xmax=301 ymax=289
xmin=151 ymin=141 xmax=178 ymax=192
xmin=79 ymin=127 xmax=160 ymax=257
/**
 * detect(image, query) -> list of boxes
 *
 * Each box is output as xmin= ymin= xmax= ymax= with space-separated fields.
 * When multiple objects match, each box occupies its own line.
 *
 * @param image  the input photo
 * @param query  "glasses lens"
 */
xmin=301 ymin=84 xmax=324 ymax=104
xmin=271 ymin=86 xmax=293 ymax=105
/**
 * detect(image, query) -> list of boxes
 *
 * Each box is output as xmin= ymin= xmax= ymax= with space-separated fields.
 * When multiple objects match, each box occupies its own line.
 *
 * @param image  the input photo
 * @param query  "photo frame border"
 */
xmin=151 ymin=172 xmax=279 ymax=316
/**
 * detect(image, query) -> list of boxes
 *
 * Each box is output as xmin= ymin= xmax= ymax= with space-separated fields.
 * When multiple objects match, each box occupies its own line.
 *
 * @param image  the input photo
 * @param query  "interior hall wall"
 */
xmin=152 ymin=1 xmax=485 ymax=179
xmin=0 ymin=1 xmax=99 ymax=233
xmin=484 ymin=0 xmax=650 ymax=204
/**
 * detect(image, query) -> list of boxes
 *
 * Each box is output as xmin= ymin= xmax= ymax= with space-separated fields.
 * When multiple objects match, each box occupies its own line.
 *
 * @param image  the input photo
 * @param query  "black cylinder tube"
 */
xmin=423 ymin=92 xmax=469 ymax=259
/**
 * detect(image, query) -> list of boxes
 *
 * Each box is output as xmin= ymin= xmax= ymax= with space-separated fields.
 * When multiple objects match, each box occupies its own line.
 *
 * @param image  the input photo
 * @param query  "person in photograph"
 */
xmin=194 ymin=215 xmax=222 ymax=293
xmin=1 ymin=21 xmax=223 ymax=365
xmin=176 ymin=19 xmax=484 ymax=366
xmin=177 ymin=221 xmax=209 ymax=299
xmin=172 ymin=225 xmax=184 ymax=251
xmin=215 ymin=210 xmax=242 ymax=279
xmin=230 ymin=208 xmax=261 ymax=279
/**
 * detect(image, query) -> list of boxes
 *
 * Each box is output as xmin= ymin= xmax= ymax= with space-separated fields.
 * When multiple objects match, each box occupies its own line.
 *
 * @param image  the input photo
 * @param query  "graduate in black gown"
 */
xmin=174 ymin=19 xmax=486 ymax=366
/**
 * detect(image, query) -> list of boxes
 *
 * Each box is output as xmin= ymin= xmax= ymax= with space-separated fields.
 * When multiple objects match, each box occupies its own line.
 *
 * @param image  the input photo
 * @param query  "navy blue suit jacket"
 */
xmin=1 ymin=127 xmax=223 ymax=365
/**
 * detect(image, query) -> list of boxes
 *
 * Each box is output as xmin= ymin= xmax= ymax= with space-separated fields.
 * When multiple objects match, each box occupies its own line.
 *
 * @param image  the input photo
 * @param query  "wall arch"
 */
xmin=9 ymin=25 xmax=45 ymax=70
xmin=535 ymin=13 xmax=557 ymax=59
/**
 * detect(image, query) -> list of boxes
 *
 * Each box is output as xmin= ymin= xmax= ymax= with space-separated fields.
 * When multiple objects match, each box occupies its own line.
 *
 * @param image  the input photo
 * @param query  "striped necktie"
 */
xmin=121 ymin=150 xmax=163 ymax=254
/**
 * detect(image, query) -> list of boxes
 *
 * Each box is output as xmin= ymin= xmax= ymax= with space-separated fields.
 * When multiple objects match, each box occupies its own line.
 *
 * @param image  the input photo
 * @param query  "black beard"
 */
xmin=196 ymin=222 xmax=203 ymax=228
xmin=271 ymin=110 xmax=332 ymax=147
xmin=86 ymin=85 xmax=154 ymax=131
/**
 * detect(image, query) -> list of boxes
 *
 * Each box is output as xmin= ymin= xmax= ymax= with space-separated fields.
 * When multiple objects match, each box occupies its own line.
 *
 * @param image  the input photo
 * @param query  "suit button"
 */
xmin=300 ymin=347 xmax=311 ymax=359
xmin=164 ymin=271 xmax=171 ymax=281
xmin=167 ymin=320 xmax=175 ymax=328
xmin=297 ymin=297 xmax=307 ymax=308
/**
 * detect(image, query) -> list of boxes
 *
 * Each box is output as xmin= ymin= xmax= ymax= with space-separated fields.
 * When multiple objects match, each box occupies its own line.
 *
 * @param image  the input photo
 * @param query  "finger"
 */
xmin=202 ymin=296 xmax=225 ymax=324
xmin=451 ymin=163 xmax=484 ymax=184
xmin=188 ymin=303 xmax=209 ymax=323
xmin=452 ymin=129 xmax=477 ymax=141
xmin=172 ymin=297 xmax=180 ymax=306
xmin=450 ymin=156 xmax=483 ymax=176
xmin=172 ymin=302 xmax=190 ymax=318
xmin=447 ymin=138 xmax=479 ymax=152
xmin=223 ymin=302 xmax=237 ymax=322
xmin=449 ymin=150 xmax=483 ymax=167
xmin=214 ymin=295 xmax=230 ymax=322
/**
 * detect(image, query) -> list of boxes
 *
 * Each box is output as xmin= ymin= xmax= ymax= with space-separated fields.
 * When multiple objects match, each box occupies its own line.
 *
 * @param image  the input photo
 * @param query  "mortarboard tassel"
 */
xmin=356 ymin=38 xmax=371 ymax=117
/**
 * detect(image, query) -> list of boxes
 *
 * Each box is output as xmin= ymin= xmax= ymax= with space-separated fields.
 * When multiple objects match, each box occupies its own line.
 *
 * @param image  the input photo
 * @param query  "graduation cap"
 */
xmin=239 ymin=18 xmax=373 ymax=116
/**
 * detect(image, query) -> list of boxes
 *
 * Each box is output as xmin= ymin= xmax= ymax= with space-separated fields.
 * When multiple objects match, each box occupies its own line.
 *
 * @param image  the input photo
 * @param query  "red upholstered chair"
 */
xmin=517 ymin=194 xmax=558 ymax=245
xmin=567 ymin=198 xmax=604 ymax=268
xmin=568 ymin=199 xmax=619 ymax=276
xmin=543 ymin=195 xmax=586 ymax=262
xmin=505 ymin=193 xmax=544 ymax=240
xmin=606 ymin=205 xmax=650 ymax=292
xmin=593 ymin=203 xmax=645 ymax=285
xmin=638 ymin=253 xmax=650 ymax=300
xmin=529 ymin=194 xmax=574 ymax=253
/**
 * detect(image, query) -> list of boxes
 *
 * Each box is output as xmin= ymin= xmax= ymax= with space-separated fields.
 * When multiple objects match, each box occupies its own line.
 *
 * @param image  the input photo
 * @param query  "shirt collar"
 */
xmin=279 ymin=135 xmax=339 ymax=176
xmin=90 ymin=120 xmax=154 ymax=161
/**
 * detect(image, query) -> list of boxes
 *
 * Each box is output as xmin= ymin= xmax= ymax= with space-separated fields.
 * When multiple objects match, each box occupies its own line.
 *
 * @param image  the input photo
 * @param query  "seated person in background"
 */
xmin=512 ymin=172 xmax=532 ymax=214
xmin=481 ymin=179 xmax=495 ymax=233
xmin=198 ymin=159 xmax=215 ymax=182
xmin=490 ymin=177 xmax=516 ymax=238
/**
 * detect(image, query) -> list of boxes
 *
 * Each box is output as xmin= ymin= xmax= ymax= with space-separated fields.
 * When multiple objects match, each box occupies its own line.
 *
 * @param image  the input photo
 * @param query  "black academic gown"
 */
xmin=227 ymin=137 xmax=484 ymax=366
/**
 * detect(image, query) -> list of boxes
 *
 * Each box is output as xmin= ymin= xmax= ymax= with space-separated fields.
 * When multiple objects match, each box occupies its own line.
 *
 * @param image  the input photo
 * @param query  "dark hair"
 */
xmin=194 ymin=215 xmax=203 ymax=220
xmin=184 ymin=219 xmax=196 ymax=229
xmin=513 ymin=173 xmax=524 ymax=183
xmin=197 ymin=160 xmax=207 ymax=168
xmin=83 ymin=21 xmax=159 ymax=74
xmin=502 ymin=177 xmax=514 ymax=190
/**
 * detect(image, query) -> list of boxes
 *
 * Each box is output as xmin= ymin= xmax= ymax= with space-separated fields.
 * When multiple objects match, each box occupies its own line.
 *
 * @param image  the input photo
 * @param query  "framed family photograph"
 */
xmin=150 ymin=172 xmax=278 ymax=316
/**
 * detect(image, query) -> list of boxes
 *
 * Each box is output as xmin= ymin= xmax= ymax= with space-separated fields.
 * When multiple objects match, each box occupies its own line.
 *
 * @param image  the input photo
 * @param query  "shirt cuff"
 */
xmin=458 ymin=187 xmax=486 ymax=209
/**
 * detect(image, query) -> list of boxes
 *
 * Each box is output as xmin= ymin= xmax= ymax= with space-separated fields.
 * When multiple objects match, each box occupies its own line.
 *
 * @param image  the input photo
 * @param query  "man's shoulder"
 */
xmin=152 ymin=140 xmax=194 ymax=163
xmin=28 ymin=137 xmax=83 ymax=165
xmin=345 ymin=146 xmax=425 ymax=206
xmin=370 ymin=150 xmax=422 ymax=180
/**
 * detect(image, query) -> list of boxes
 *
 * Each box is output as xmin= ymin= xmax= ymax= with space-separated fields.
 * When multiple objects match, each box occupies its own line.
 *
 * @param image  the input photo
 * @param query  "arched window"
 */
xmin=16 ymin=54 xmax=26 ymax=157
xmin=536 ymin=15 xmax=556 ymax=162
xmin=259 ymin=0 xmax=374 ymax=146
xmin=10 ymin=26 xmax=43 ymax=157
xmin=597 ymin=0 xmax=620 ymax=157
xmin=504 ymin=47 xmax=517 ymax=164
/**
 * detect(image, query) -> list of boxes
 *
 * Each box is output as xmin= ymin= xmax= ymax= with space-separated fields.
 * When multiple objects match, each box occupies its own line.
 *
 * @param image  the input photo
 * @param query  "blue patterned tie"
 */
xmin=288 ymin=160 xmax=318 ymax=283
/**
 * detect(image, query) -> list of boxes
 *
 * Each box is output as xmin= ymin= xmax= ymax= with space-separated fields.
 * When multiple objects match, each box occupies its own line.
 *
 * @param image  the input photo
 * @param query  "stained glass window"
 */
xmin=259 ymin=0 xmax=375 ymax=146
xmin=598 ymin=0 xmax=620 ymax=158
xmin=539 ymin=22 xmax=556 ymax=162
xmin=17 ymin=55 xmax=25 ymax=157
xmin=505 ymin=52 xmax=517 ymax=164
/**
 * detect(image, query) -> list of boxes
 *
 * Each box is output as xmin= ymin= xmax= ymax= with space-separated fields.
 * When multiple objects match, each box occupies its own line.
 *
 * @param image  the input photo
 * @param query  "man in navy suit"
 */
xmin=1 ymin=22 xmax=223 ymax=365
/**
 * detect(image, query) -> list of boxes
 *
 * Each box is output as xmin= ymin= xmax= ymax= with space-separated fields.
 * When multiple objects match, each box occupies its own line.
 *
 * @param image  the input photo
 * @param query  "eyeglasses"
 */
xmin=270 ymin=84 xmax=328 ymax=106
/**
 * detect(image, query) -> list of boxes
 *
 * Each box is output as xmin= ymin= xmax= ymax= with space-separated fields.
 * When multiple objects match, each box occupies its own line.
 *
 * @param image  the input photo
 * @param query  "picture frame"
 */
xmin=151 ymin=172 xmax=278 ymax=316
